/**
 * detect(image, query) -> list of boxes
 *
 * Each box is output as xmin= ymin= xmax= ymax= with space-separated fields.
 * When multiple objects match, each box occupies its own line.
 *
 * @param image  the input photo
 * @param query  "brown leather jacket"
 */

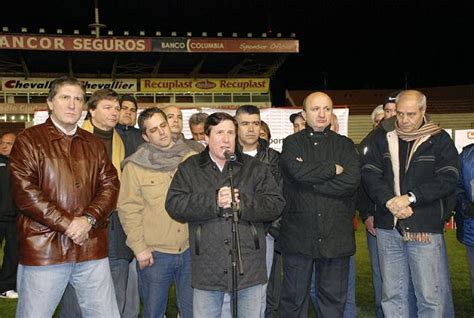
xmin=9 ymin=118 xmax=120 ymax=266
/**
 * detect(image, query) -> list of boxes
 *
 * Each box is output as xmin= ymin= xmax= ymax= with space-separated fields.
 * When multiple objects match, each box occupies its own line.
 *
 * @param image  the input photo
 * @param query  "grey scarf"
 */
xmin=121 ymin=139 xmax=192 ymax=172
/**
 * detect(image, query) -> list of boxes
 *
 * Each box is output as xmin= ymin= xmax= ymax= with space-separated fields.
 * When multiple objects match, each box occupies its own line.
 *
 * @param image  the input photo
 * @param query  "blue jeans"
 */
xmin=110 ymin=257 xmax=130 ymax=314
xmin=16 ymin=258 xmax=119 ymax=318
xmin=467 ymin=245 xmax=474 ymax=303
xmin=123 ymin=258 xmax=140 ymax=318
xmin=138 ymin=249 xmax=193 ymax=318
xmin=377 ymin=229 xmax=454 ymax=317
xmin=368 ymin=229 xmax=419 ymax=318
xmin=195 ymin=284 xmax=263 ymax=318
xmin=366 ymin=230 xmax=384 ymax=318
xmin=309 ymin=255 xmax=356 ymax=317
xmin=60 ymin=257 xmax=129 ymax=317
xmin=221 ymin=234 xmax=274 ymax=318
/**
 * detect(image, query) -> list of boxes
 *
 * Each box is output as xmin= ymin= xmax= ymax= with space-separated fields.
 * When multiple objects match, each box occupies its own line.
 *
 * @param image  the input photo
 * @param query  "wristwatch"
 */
xmin=85 ymin=214 xmax=97 ymax=228
xmin=407 ymin=192 xmax=416 ymax=204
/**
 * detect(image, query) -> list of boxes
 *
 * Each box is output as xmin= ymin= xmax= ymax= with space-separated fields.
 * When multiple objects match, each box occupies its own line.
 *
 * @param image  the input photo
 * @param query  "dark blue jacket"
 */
xmin=455 ymin=143 xmax=474 ymax=246
xmin=115 ymin=124 xmax=144 ymax=158
xmin=362 ymin=128 xmax=459 ymax=233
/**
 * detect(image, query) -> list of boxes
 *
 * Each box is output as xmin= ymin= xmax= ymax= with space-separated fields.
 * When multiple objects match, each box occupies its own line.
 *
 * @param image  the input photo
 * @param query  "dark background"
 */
xmin=2 ymin=0 xmax=474 ymax=103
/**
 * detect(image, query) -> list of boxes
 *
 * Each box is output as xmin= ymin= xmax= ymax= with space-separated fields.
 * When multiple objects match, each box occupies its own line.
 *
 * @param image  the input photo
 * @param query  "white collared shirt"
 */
xmin=209 ymin=152 xmax=225 ymax=172
xmin=50 ymin=116 xmax=78 ymax=136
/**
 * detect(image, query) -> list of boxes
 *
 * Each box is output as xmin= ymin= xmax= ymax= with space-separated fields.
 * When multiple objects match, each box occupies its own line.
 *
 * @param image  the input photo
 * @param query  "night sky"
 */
xmin=2 ymin=0 xmax=473 ymax=96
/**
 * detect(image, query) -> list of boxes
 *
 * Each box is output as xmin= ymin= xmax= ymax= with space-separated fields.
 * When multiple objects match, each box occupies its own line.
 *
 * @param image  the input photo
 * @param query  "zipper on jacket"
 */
xmin=249 ymin=222 xmax=260 ymax=250
xmin=439 ymin=199 xmax=444 ymax=221
xmin=195 ymin=224 xmax=202 ymax=255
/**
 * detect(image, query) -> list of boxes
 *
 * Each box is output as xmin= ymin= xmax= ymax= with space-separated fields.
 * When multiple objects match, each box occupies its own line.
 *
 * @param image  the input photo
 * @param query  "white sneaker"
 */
xmin=0 ymin=290 xmax=18 ymax=299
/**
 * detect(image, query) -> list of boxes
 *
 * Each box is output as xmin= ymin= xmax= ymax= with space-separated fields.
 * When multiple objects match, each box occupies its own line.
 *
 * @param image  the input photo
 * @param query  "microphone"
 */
xmin=223 ymin=149 xmax=237 ymax=162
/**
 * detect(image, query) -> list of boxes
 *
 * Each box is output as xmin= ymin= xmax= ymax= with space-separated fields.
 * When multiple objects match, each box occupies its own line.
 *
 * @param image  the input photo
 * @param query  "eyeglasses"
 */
xmin=56 ymin=94 xmax=85 ymax=103
xmin=0 ymin=141 xmax=14 ymax=146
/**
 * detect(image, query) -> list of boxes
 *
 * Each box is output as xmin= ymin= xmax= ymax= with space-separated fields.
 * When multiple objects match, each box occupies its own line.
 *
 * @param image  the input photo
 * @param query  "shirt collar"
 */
xmin=208 ymin=152 xmax=225 ymax=171
xmin=50 ymin=116 xmax=78 ymax=136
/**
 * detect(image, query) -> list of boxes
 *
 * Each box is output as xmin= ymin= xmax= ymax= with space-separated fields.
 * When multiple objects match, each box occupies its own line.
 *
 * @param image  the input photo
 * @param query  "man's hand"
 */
xmin=335 ymin=164 xmax=344 ymax=175
xmin=217 ymin=186 xmax=240 ymax=209
xmin=136 ymin=248 xmax=154 ymax=270
xmin=364 ymin=216 xmax=376 ymax=236
xmin=386 ymin=195 xmax=410 ymax=214
xmin=65 ymin=217 xmax=92 ymax=246
xmin=393 ymin=206 xmax=414 ymax=220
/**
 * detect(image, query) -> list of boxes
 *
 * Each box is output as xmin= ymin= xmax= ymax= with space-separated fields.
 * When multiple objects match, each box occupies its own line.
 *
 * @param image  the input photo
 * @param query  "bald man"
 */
xmin=279 ymin=92 xmax=360 ymax=317
xmin=162 ymin=106 xmax=204 ymax=153
xmin=0 ymin=133 xmax=15 ymax=157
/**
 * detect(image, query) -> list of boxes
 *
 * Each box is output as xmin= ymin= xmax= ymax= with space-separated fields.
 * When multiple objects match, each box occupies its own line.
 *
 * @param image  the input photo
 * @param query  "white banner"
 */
xmin=2 ymin=78 xmax=138 ymax=93
xmin=180 ymin=108 xmax=349 ymax=152
xmin=454 ymin=129 xmax=474 ymax=153
xmin=33 ymin=108 xmax=349 ymax=153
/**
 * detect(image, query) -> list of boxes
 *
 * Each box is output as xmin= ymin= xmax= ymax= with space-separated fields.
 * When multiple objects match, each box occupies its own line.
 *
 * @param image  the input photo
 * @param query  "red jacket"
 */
xmin=10 ymin=118 xmax=120 ymax=266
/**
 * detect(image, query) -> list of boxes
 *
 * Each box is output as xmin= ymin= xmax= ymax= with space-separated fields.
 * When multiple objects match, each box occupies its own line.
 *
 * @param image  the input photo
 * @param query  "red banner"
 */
xmin=188 ymin=38 xmax=299 ymax=53
xmin=0 ymin=34 xmax=151 ymax=52
xmin=0 ymin=34 xmax=299 ymax=53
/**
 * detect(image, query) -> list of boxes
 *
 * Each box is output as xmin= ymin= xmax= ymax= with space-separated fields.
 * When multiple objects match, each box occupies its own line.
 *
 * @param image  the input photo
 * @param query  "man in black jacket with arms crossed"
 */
xmin=279 ymin=92 xmax=360 ymax=318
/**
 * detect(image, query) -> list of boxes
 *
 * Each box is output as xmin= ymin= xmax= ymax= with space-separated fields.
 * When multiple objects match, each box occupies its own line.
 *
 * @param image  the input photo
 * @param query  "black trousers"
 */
xmin=0 ymin=221 xmax=19 ymax=293
xmin=280 ymin=253 xmax=350 ymax=318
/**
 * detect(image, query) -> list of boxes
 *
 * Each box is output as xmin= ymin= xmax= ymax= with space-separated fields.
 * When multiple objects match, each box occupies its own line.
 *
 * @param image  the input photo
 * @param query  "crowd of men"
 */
xmin=0 ymin=75 xmax=472 ymax=318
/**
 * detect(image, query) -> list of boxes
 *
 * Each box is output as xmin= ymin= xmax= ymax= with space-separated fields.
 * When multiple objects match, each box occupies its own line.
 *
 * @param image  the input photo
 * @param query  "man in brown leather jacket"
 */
xmin=9 ymin=76 xmax=121 ymax=317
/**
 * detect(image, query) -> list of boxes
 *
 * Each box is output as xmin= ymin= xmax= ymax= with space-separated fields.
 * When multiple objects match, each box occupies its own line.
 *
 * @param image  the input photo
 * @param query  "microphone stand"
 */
xmin=228 ymin=160 xmax=244 ymax=317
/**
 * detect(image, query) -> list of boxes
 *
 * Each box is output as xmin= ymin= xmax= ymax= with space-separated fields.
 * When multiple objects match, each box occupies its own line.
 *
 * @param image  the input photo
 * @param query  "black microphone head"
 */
xmin=223 ymin=149 xmax=237 ymax=162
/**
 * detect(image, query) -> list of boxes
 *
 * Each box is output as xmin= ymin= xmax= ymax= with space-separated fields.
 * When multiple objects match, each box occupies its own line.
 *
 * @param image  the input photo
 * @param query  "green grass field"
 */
xmin=1 ymin=229 xmax=473 ymax=317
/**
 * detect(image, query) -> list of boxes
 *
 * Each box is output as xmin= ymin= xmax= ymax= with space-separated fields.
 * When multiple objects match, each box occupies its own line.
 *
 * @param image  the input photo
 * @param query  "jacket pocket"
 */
xmin=140 ymin=176 xmax=167 ymax=203
xmin=28 ymin=219 xmax=49 ymax=233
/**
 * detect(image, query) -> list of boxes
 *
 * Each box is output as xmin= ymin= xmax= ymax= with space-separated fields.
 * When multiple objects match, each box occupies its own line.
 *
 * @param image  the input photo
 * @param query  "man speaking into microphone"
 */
xmin=166 ymin=112 xmax=285 ymax=317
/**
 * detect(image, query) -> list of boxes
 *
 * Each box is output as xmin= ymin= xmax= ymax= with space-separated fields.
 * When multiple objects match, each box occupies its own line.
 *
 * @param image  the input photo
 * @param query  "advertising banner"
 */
xmin=33 ymin=107 xmax=347 ymax=153
xmin=140 ymin=78 xmax=270 ymax=93
xmin=177 ymin=108 xmax=349 ymax=152
xmin=186 ymin=38 xmax=299 ymax=53
xmin=2 ymin=78 xmax=138 ymax=93
xmin=0 ymin=34 xmax=299 ymax=53
xmin=0 ymin=34 xmax=150 ymax=52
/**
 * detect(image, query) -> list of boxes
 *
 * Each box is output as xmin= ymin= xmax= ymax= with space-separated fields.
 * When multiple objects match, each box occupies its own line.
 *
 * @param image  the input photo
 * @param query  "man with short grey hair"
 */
xmin=189 ymin=112 xmax=208 ymax=144
xmin=362 ymin=90 xmax=457 ymax=317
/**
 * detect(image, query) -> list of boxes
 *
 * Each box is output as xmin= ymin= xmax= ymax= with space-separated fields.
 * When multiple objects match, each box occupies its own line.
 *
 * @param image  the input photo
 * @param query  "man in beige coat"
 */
xmin=117 ymin=107 xmax=196 ymax=318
